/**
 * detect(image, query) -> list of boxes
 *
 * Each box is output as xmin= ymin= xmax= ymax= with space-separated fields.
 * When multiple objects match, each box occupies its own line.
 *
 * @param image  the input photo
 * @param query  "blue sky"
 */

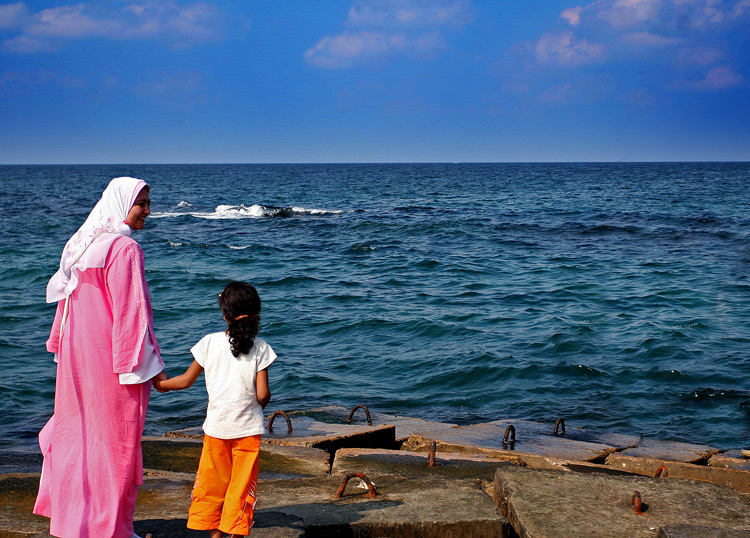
xmin=0 ymin=0 xmax=748 ymax=163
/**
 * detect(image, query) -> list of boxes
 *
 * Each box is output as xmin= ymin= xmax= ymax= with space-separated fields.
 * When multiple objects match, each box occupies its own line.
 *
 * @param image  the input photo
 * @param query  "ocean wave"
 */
xmin=151 ymin=203 xmax=342 ymax=220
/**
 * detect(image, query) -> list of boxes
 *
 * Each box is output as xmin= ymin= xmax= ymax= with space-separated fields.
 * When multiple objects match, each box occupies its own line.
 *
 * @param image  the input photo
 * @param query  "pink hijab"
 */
xmin=46 ymin=177 xmax=148 ymax=303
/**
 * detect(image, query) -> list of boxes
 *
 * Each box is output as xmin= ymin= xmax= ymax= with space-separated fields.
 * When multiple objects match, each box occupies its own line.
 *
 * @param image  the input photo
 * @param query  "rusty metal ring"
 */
xmin=632 ymin=491 xmax=643 ymax=514
xmin=335 ymin=472 xmax=377 ymax=499
xmin=427 ymin=440 xmax=437 ymax=467
xmin=503 ymin=424 xmax=516 ymax=445
xmin=554 ymin=417 xmax=565 ymax=435
xmin=654 ymin=465 xmax=668 ymax=478
xmin=347 ymin=404 xmax=373 ymax=426
xmin=267 ymin=410 xmax=292 ymax=434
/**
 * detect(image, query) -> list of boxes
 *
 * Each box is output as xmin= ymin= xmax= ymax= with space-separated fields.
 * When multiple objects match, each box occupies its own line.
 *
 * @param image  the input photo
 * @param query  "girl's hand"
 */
xmin=153 ymin=370 xmax=170 ymax=393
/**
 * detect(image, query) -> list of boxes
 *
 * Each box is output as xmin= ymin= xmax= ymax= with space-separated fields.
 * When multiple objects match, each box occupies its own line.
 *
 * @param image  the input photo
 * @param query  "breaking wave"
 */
xmin=151 ymin=203 xmax=342 ymax=220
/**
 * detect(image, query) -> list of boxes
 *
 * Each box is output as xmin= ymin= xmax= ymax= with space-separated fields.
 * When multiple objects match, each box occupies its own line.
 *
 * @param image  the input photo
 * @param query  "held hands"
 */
xmin=151 ymin=360 xmax=203 ymax=392
xmin=152 ymin=370 xmax=170 ymax=393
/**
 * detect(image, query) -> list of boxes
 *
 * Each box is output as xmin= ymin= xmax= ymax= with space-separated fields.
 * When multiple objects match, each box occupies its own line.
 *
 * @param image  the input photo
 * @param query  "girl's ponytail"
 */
xmin=219 ymin=282 xmax=261 ymax=357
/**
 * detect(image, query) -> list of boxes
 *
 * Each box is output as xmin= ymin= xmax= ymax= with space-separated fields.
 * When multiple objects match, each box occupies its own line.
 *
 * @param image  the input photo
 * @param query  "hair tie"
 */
xmin=232 ymin=314 xmax=258 ymax=322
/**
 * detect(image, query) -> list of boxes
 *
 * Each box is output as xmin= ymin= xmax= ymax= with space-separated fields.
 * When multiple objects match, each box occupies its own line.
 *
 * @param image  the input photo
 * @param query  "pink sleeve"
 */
xmin=45 ymin=301 xmax=65 ymax=354
xmin=107 ymin=239 xmax=157 ymax=374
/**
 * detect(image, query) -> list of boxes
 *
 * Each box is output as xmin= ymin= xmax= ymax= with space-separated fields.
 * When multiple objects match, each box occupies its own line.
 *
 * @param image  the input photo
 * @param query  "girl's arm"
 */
xmin=154 ymin=360 xmax=204 ymax=392
xmin=256 ymin=368 xmax=271 ymax=408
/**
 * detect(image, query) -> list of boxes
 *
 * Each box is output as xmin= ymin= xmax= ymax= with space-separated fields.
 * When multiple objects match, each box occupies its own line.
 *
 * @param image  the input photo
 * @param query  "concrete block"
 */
xmin=263 ymin=414 xmax=396 ymax=455
xmin=290 ymin=405 xmax=461 ymax=443
xmin=332 ymin=447 xmax=512 ymax=483
xmin=617 ymin=438 xmax=720 ymax=463
xmin=259 ymin=474 xmax=511 ymax=537
xmin=493 ymin=462 xmax=750 ymax=538
xmin=163 ymin=413 xmax=395 ymax=466
xmin=658 ymin=525 xmax=750 ymax=538
xmin=606 ymin=453 xmax=750 ymax=493
xmin=142 ymin=436 xmax=330 ymax=479
xmin=136 ymin=477 xmax=306 ymax=538
xmin=0 ymin=474 xmax=48 ymax=537
xmin=0 ymin=473 xmax=304 ymax=538
xmin=710 ymin=453 xmax=750 ymax=471
xmin=402 ymin=419 xmax=625 ymax=462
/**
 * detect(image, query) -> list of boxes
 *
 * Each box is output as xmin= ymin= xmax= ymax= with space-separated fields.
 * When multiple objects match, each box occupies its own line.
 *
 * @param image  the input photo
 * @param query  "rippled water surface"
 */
xmin=2 ymin=163 xmax=750 ymax=451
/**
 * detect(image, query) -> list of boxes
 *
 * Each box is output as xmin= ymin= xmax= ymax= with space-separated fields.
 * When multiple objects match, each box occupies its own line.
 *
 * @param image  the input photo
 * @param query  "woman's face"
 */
xmin=126 ymin=187 xmax=151 ymax=230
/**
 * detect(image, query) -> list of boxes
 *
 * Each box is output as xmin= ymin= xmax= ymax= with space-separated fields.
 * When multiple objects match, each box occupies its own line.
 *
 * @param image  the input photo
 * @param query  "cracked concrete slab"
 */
xmin=606 ymin=453 xmax=750 ymax=493
xmin=142 ymin=436 xmax=330 ymax=479
xmin=493 ymin=462 xmax=750 ymax=538
xmin=402 ymin=419 xmax=627 ymax=462
xmin=616 ymin=438 xmax=720 ymax=463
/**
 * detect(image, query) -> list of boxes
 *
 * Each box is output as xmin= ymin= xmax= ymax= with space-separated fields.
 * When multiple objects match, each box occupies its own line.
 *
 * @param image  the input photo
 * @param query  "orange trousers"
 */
xmin=187 ymin=434 xmax=261 ymax=536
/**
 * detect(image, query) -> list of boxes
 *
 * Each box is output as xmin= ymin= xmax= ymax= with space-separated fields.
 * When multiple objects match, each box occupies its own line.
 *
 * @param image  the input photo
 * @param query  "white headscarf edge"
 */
xmin=46 ymin=177 xmax=148 ymax=303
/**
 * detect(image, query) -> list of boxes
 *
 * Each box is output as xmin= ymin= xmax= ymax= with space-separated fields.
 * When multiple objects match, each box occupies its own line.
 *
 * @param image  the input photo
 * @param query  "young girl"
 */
xmin=154 ymin=281 xmax=276 ymax=538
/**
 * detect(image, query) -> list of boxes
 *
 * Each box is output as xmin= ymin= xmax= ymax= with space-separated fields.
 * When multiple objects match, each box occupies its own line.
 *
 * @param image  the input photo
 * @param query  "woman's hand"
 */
xmin=152 ymin=370 xmax=170 ymax=393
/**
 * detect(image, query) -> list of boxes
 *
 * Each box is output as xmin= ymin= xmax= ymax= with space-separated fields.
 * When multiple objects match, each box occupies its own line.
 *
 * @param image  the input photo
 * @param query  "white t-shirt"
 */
xmin=191 ymin=332 xmax=277 ymax=439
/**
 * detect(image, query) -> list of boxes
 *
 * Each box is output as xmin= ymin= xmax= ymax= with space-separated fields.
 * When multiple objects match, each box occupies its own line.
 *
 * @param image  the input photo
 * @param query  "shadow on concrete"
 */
xmin=135 ymin=512 xmax=308 ymax=537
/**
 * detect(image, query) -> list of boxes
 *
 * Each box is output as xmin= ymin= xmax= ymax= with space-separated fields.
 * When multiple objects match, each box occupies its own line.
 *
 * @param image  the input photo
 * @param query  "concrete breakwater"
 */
xmin=3 ymin=405 xmax=750 ymax=537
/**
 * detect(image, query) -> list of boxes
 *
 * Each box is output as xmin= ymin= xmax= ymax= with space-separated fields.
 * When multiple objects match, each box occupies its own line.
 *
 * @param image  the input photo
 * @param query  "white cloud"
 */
xmin=535 ymin=31 xmax=604 ymax=66
xmin=597 ymin=0 xmax=663 ymax=27
xmin=2 ymin=34 xmax=55 ymax=53
xmin=0 ymin=2 xmax=28 ymax=28
xmin=0 ymin=1 xmax=224 ymax=53
xmin=28 ymin=4 xmax=116 ymax=38
xmin=121 ymin=2 xmax=223 ymax=44
xmin=523 ymin=0 xmax=747 ymax=95
xmin=306 ymin=0 xmax=471 ymax=69
xmin=165 ymin=3 xmax=221 ymax=41
xmin=732 ymin=0 xmax=750 ymax=17
xmin=694 ymin=65 xmax=743 ymax=90
xmin=619 ymin=31 xmax=682 ymax=47
xmin=305 ymin=31 xmax=390 ymax=69
xmin=412 ymin=31 xmax=445 ymax=53
xmin=347 ymin=0 xmax=473 ymax=28
xmin=561 ymin=6 xmax=583 ymax=26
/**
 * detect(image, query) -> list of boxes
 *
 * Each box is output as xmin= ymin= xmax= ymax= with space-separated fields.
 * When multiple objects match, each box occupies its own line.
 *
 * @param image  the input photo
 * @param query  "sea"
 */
xmin=2 ymin=162 xmax=750 ymax=452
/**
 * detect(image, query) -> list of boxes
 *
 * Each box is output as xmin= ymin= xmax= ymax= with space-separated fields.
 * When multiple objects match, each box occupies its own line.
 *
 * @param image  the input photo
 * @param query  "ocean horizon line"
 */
xmin=1 ymin=160 xmax=749 ymax=167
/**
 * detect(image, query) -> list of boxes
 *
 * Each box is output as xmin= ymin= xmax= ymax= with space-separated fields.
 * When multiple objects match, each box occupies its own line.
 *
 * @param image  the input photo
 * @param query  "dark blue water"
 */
xmin=2 ymin=163 xmax=750 ymax=451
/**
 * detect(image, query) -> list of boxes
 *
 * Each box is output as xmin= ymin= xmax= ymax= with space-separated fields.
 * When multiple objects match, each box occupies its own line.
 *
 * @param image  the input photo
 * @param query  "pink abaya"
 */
xmin=34 ymin=235 xmax=160 ymax=538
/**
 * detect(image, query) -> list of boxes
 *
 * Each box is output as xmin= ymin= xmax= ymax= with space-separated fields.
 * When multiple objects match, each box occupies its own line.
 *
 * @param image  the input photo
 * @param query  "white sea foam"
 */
xmin=176 ymin=201 xmax=192 ymax=208
xmin=151 ymin=203 xmax=342 ymax=219
xmin=291 ymin=206 xmax=343 ymax=215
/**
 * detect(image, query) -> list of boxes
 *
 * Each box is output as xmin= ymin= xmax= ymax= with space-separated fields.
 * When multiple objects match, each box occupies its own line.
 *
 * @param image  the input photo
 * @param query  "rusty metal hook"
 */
xmin=347 ymin=404 xmax=372 ymax=426
xmin=632 ymin=491 xmax=643 ymax=515
xmin=335 ymin=472 xmax=377 ymax=499
xmin=427 ymin=440 xmax=437 ymax=467
xmin=503 ymin=424 xmax=516 ymax=445
xmin=654 ymin=465 xmax=668 ymax=478
xmin=267 ymin=410 xmax=292 ymax=434
xmin=554 ymin=417 xmax=565 ymax=435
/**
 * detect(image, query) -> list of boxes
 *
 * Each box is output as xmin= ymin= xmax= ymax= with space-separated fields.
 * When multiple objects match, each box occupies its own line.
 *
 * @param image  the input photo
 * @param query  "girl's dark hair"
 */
xmin=219 ymin=281 xmax=261 ymax=357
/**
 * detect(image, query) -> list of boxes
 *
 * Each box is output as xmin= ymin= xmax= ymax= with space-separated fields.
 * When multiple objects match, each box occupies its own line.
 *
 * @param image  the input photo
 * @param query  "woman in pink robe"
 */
xmin=35 ymin=177 xmax=166 ymax=538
